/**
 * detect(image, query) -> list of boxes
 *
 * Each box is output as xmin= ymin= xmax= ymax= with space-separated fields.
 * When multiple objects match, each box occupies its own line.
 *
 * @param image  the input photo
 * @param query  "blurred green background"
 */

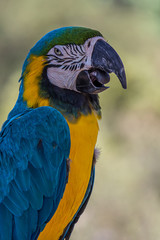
xmin=0 ymin=0 xmax=160 ymax=239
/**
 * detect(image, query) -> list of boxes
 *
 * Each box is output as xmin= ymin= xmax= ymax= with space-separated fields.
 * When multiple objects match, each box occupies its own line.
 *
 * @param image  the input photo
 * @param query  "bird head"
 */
xmin=21 ymin=27 xmax=126 ymax=115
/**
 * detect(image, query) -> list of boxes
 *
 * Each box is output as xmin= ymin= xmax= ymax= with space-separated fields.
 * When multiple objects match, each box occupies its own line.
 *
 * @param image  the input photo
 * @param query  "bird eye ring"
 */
xmin=54 ymin=47 xmax=63 ymax=56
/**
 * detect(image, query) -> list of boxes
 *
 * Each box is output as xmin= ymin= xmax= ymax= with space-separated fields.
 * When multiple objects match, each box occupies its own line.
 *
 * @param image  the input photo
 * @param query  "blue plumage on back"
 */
xmin=0 ymin=107 xmax=70 ymax=239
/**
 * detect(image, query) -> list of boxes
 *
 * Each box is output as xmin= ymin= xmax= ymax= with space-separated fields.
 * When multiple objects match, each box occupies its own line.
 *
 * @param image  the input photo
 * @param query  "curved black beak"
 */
xmin=76 ymin=39 xmax=127 ymax=94
xmin=92 ymin=39 xmax=127 ymax=89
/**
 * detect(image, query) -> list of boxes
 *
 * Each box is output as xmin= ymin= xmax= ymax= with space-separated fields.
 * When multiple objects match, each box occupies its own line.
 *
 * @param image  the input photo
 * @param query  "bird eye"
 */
xmin=54 ymin=47 xmax=63 ymax=56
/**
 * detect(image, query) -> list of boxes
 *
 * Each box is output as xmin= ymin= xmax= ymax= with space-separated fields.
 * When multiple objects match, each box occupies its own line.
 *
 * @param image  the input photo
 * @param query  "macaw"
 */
xmin=0 ymin=27 xmax=126 ymax=240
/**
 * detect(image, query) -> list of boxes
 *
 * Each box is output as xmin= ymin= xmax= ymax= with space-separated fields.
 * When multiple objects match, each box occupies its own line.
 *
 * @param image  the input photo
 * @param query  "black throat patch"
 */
xmin=39 ymin=66 xmax=101 ymax=121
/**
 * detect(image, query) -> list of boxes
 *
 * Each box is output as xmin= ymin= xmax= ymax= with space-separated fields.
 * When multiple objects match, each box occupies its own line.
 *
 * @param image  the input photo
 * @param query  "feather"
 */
xmin=0 ymin=204 xmax=12 ymax=240
xmin=7 ymin=181 xmax=29 ymax=212
xmin=3 ymin=196 xmax=22 ymax=216
xmin=38 ymin=197 xmax=54 ymax=227
xmin=15 ymin=168 xmax=30 ymax=192
xmin=13 ymin=206 xmax=38 ymax=240
xmin=29 ymin=163 xmax=55 ymax=197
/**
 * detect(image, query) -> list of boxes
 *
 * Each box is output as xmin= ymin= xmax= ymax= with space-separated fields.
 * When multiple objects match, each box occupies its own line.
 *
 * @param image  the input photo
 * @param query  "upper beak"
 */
xmin=76 ymin=39 xmax=127 ymax=94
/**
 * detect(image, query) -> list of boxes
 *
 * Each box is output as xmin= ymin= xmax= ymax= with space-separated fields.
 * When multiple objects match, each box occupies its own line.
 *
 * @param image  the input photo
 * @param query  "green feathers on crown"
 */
xmin=30 ymin=26 xmax=102 ymax=56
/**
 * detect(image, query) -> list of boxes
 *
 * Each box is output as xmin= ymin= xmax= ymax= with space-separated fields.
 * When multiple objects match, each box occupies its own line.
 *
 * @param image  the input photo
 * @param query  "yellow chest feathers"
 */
xmin=38 ymin=112 xmax=99 ymax=240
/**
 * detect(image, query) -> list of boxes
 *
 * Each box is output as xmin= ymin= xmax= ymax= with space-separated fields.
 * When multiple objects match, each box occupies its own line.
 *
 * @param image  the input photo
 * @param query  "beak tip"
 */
xmin=121 ymin=78 xmax=127 ymax=89
xmin=119 ymin=68 xmax=127 ymax=89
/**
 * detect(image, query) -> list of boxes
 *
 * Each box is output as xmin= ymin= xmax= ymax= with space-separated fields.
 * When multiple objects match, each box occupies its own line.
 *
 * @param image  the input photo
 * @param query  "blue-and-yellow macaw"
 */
xmin=0 ymin=27 xmax=126 ymax=240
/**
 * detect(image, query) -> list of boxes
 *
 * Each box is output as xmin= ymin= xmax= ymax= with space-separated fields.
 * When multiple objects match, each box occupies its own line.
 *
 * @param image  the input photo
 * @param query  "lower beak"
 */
xmin=76 ymin=39 xmax=127 ymax=94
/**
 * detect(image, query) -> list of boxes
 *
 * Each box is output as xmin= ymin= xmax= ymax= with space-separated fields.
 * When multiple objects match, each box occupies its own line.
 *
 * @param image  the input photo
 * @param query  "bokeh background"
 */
xmin=0 ymin=0 xmax=160 ymax=239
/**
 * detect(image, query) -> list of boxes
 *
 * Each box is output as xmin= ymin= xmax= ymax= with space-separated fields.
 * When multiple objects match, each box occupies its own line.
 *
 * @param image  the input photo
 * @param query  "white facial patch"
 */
xmin=46 ymin=36 xmax=104 ymax=91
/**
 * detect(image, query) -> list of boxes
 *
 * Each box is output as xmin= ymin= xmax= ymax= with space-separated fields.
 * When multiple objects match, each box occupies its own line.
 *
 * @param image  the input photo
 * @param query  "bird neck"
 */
xmin=39 ymin=63 xmax=101 ymax=121
xmin=40 ymin=75 xmax=101 ymax=121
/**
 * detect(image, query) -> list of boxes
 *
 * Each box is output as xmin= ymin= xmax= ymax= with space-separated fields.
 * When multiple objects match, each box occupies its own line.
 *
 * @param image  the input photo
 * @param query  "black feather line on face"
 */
xmin=73 ymin=65 xmax=77 ymax=71
xmin=46 ymin=57 xmax=85 ymax=72
xmin=69 ymin=45 xmax=78 ymax=57
xmin=78 ymin=45 xmax=85 ymax=55
xmin=64 ymin=65 xmax=70 ymax=70
xmin=62 ymin=65 xmax=67 ymax=70
xmin=71 ymin=55 xmax=85 ymax=65
xmin=46 ymin=43 xmax=86 ymax=72
xmin=88 ymin=41 xmax=91 ymax=48
xmin=63 ymin=59 xmax=74 ymax=64
xmin=63 ymin=47 xmax=73 ymax=57
xmin=46 ymin=64 xmax=62 ymax=68
xmin=72 ymin=44 xmax=79 ymax=55
xmin=80 ymin=63 xmax=85 ymax=69
xmin=70 ymin=65 xmax=75 ymax=71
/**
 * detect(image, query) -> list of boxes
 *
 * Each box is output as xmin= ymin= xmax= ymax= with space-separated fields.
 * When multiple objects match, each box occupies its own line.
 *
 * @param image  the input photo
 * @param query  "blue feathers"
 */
xmin=0 ymin=106 xmax=70 ymax=239
xmin=0 ymin=204 xmax=13 ymax=240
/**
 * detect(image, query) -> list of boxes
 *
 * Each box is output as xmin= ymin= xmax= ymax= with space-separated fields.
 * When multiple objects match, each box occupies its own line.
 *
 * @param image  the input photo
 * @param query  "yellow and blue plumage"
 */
xmin=0 ymin=26 xmax=126 ymax=240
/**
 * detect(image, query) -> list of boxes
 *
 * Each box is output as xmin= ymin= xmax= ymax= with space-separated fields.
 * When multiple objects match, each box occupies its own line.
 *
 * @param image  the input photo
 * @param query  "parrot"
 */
xmin=0 ymin=26 xmax=126 ymax=240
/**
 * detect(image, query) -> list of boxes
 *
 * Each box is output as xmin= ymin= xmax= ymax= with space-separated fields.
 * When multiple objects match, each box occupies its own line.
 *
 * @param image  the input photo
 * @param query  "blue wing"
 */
xmin=0 ymin=106 xmax=70 ymax=240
